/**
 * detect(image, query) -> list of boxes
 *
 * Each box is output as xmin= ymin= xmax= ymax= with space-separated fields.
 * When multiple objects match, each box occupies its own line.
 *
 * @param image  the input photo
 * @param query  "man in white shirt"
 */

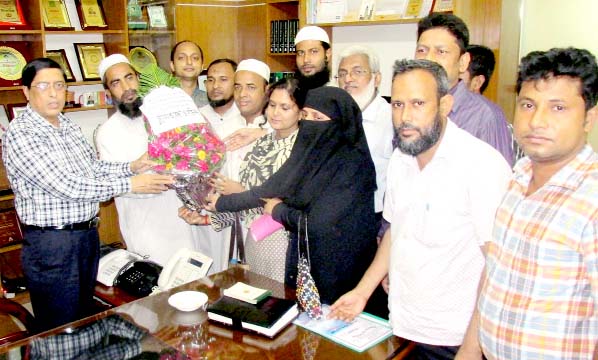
xmin=329 ymin=59 xmax=511 ymax=359
xmin=221 ymin=59 xmax=270 ymax=183
xmin=337 ymin=45 xmax=393 ymax=227
xmin=95 ymin=54 xmax=197 ymax=266
xmin=199 ymin=59 xmax=243 ymax=139
xmin=182 ymin=60 xmax=271 ymax=271
xmin=182 ymin=58 xmax=244 ymax=273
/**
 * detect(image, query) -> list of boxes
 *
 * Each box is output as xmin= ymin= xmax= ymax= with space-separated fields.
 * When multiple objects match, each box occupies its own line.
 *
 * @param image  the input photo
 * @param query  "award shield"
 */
xmin=42 ymin=0 xmax=73 ymax=30
xmin=76 ymin=0 xmax=108 ymax=30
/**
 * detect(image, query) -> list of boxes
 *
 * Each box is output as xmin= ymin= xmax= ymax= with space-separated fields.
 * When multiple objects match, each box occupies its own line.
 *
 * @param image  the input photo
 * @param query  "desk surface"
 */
xmin=0 ymin=267 xmax=413 ymax=359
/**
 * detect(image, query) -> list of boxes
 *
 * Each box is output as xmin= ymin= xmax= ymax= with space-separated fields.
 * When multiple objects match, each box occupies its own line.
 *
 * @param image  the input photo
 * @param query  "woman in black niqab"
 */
xmin=214 ymin=86 xmax=387 ymax=316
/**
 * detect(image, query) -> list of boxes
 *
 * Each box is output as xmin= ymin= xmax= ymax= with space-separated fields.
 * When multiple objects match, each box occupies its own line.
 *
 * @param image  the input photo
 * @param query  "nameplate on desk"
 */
xmin=0 ymin=209 xmax=22 ymax=247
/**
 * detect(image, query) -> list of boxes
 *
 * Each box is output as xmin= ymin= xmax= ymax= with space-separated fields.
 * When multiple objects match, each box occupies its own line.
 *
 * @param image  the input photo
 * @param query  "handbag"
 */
xmin=295 ymin=213 xmax=323 ymax=319
xmin=249 ymin=214 xmax=284 ymax=242
xmin=228 ymin=213 xmax=248 ymax=269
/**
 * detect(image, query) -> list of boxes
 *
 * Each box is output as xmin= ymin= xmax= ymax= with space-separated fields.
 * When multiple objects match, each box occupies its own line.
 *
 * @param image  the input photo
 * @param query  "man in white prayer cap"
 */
xmin=179 ymin=59 xmax=272 ymax=272
xmin=294 ymin=25 xmax=332 ymax=89
xmin=95 ymin=54 xmax=199 ymax=266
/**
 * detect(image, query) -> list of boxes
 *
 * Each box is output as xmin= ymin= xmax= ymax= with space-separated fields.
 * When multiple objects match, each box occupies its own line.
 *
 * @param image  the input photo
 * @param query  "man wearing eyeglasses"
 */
xmin=337 ymin=45 xmax=393 ymax=231
xmin=1 ymin=58 xmax=173 ymax=332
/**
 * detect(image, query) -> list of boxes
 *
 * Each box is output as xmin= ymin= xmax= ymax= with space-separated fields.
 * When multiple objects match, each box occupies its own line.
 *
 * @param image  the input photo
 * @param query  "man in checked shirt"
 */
xmin=458 ymin=48 xmax=598 ymax=359
xmin=2 ymin=58 xmax=174 ymax=332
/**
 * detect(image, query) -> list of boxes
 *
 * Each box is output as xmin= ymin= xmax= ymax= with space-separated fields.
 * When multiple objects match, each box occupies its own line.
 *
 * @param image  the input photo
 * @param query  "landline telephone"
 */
xmin=97 ymin=248 xmax=213 ymax=296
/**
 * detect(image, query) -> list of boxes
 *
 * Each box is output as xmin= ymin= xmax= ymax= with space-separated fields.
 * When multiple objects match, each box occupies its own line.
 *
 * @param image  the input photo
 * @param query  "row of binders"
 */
xmin=270 ymin=19 xmax=299 ymax=54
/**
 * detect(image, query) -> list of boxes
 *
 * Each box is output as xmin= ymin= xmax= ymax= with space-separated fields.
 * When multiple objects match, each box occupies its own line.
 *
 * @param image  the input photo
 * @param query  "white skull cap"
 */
xmin=236 ymin=59 xmax=271 ymax=82
xmin=294 ymin=26 xmax=329 ymax=45
xmin=98 ymin=54 xmax=131 ymax=81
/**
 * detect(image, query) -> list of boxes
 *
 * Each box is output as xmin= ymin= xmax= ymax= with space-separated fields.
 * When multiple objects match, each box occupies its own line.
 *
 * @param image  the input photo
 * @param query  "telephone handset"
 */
xmin=157 ymin=248 xmax=213 ymax=291
xmin=97 ymin=249 xmax=143 ymax=287
xmin=116 ymin=260 xmax=163 ymax=297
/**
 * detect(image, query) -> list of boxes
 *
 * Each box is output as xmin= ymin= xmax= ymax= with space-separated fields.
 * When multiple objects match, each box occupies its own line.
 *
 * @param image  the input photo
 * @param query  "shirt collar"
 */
xmin=25 ymin=104 xmax=72 ymax=131
xmin=448 ymin=80 xmax=468 ymax=114
xmin=513 ymin=144 xmax=596 ymax=191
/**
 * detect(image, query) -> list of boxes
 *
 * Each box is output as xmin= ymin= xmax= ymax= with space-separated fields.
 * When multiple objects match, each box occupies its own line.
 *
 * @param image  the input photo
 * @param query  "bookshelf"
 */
xmin=265 ymin=0 xmax=299 ymax=72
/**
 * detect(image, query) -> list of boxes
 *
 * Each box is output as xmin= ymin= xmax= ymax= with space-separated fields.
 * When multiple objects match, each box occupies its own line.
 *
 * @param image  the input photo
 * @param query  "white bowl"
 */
xmin=168 ymin=291 xmax=208 ymax=312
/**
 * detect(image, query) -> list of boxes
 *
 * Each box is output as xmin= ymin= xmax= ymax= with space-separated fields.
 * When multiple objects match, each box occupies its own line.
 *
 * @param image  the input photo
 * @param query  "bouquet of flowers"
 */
xmin=139 ymin=65 xmax=226 ymax=211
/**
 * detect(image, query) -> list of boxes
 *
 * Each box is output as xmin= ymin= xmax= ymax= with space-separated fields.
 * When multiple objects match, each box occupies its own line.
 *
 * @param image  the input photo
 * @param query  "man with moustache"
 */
xmin=170 ymin=40 xmax=208 ymax=108
xmin=415 ymin=13 xmax=513 ymax=166
xmin=95 ymin=54 xmax=197 ymax=266
xmin=2 ymin=57 xmax=172 ymax=331
xmin=220 ymin=59 xmax=270 ymax=183
xmin=337 ymin=45 xmax=393 ymax=227
xmin=180 ymin=60 xmax=271 ymax=271
xmin=330 ymin=59 xmax=511 ymax=359
xmin=458 ymin=48 xmax=598 ymax=360
xmin=181 ymin=58 xmax=244 ymax=273
xmin=294 ymin=25 xmax=332 ymax=89
xmin=199 ymin=59 xmax=243 ymax=139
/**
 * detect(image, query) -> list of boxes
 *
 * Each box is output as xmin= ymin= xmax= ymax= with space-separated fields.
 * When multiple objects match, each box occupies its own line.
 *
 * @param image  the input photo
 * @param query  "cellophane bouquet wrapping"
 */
xmin=139 ymin=65 xmax=226 ymax=211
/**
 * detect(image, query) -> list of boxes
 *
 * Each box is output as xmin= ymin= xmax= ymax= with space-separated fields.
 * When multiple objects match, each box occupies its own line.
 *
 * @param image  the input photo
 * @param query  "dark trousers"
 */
xmin=407 ymin=342 xmax=460 ymax=360
xmin=21 ymin=228 xmax=100 ymax=332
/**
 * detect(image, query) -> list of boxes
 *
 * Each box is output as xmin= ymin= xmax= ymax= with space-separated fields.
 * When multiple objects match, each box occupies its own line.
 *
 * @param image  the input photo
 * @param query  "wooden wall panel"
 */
xmin=455 ymin=0 xmax=502 ymax=105
xmin=238 ymin=4 xmax=267 ymax=62
xmin=176 ymin=4 xmax=239 ymax=64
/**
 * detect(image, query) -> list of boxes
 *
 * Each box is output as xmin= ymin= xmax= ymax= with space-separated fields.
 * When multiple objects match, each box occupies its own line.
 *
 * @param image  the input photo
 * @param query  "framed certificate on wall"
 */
xmin=74 ymin=43 xmax=106 ymax=81
xmin=76 ymin=0 xmax=108 ymax=30
xmin=147 ymin=5 xmax=167 ymax=29
xmin=41 ymin=0 xmax=73 ymax=30
xmin=0 ymin=0 xmax=29 ymax=30
xmin=46 ymin=49 xmax=75 ymax=82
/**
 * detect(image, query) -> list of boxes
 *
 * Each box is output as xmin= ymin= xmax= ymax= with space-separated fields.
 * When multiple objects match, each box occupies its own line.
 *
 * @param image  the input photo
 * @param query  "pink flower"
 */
xmin=198 ymin=161 xmax=209 ymax=172
xmin=173 ymin=144 xmax=191 ymax=158
xmin=148 ymin=143 xmax=163 ymax=158
xmin=210 ymin=153 xmax=222 ymax=164
xmin=175 ymin=159 xmax=190 ymax=171
xmin=153 ymin=164 xmax=166 ymax=172
xmin=162 ymin=149 xmax=173 ymax=161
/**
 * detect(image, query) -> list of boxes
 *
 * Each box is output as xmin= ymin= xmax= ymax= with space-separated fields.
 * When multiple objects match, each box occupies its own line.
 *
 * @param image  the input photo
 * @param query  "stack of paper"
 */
xmin=223 ymin=282 xmax=272 ymax=305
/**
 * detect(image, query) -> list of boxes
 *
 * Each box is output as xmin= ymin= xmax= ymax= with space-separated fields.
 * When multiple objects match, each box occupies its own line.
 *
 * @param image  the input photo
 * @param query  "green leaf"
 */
xmin=138 ymin=64 xmax=180 ymax=97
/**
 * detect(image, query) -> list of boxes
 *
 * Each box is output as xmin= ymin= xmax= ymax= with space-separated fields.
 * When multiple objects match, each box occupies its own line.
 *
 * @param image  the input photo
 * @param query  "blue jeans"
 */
xmin=21 ymin=228 xmax=100 ymax=332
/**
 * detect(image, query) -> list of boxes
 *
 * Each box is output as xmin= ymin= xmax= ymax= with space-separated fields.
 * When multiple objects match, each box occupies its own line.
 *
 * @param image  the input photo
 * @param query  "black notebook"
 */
xmin=206 ymin=296 xmax=299 ymax=337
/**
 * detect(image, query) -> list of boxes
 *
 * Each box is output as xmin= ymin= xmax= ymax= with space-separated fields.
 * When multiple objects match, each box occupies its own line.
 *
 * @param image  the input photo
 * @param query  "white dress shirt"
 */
xmin=384 ymin=120 xmax=511 ymax=345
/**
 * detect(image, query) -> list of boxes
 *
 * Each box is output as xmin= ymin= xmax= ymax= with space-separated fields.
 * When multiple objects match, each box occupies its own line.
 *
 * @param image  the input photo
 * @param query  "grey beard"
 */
xmin=394 ymin=113 xmax=443 ymax=156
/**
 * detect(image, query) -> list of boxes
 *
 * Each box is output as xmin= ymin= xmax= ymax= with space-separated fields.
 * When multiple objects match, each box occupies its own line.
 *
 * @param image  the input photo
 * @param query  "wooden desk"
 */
xmin=0 ymin=267 xmax=413 ymax=359
xmin=93 ymin=283 xmax=139 ymax=308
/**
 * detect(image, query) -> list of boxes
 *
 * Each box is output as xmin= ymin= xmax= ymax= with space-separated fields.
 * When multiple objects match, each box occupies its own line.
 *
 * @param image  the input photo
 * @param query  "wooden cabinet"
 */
xmin=174 ymin=0 xmax=299 ymax=73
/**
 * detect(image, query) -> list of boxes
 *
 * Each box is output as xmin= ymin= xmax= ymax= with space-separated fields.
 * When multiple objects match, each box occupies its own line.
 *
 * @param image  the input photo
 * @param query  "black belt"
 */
xmin=24 ymin=217 xmax=100 ymax=231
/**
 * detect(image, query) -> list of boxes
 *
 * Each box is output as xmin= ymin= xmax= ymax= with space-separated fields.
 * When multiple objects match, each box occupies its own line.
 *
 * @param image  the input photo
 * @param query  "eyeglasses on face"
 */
xmin=335 ymin=68 xmax=370 ymax=80
xmin=30 ymin=82 xmax=67 ymax=91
